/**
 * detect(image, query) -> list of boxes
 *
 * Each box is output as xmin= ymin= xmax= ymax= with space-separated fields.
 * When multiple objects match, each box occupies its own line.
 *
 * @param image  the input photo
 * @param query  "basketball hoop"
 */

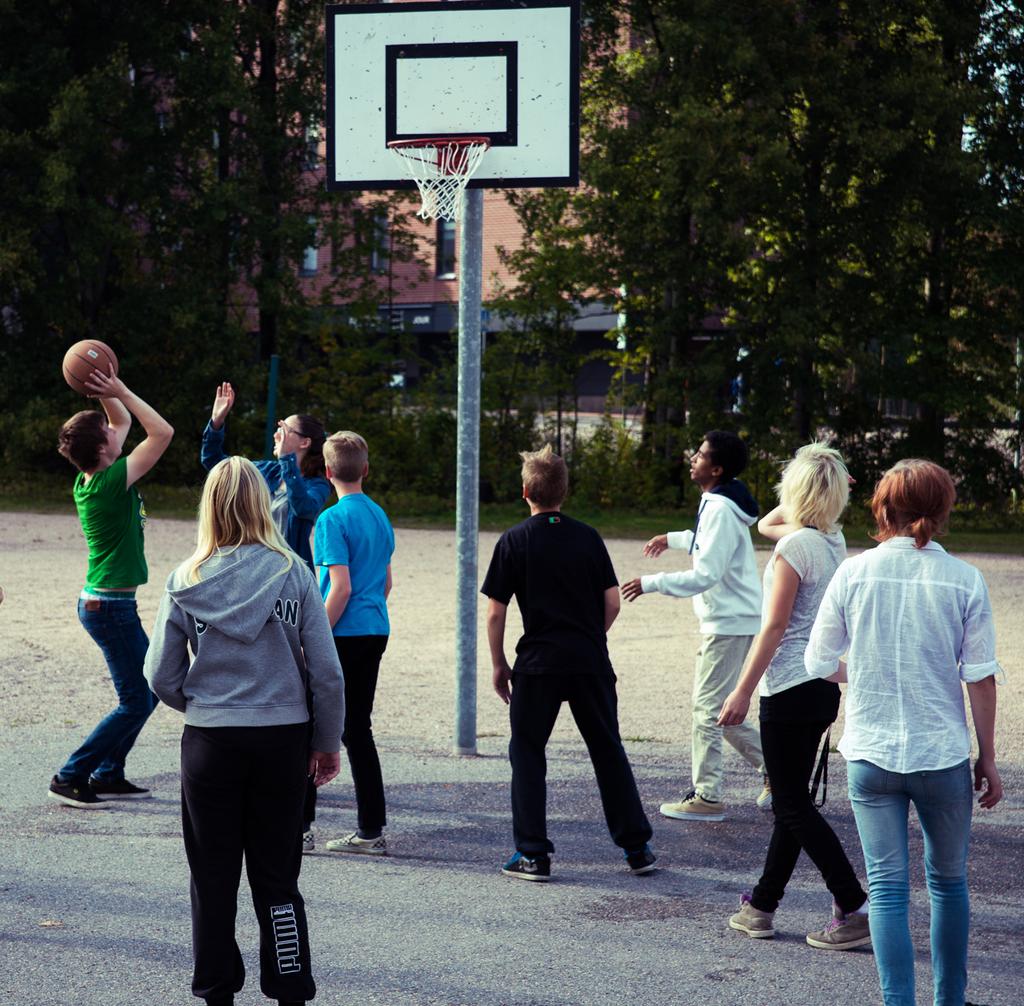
xmin=387 ymin=137 xmax=490 ymax=222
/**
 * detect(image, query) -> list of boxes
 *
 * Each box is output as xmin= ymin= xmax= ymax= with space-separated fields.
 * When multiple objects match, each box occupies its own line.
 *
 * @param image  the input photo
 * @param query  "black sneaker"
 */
xmin=89 ymin=777 xmax=152 ymax=800
xmin=624 ymin=844 xmax=657 ymax=875
xmin=501 ymin=851 xmax=551 ymax=882
xmin=48 ymin=775 xmax=107 ymax=809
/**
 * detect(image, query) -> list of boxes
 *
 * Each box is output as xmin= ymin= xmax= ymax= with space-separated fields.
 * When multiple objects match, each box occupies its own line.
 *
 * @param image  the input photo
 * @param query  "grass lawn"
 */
xmin=6 ymin=477 xmax=1024 ymax=554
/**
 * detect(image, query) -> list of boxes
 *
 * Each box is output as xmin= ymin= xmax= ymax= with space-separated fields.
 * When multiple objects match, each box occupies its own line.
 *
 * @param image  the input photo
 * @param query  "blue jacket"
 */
xmin=200 ymin=421 xmax=331 ymax=571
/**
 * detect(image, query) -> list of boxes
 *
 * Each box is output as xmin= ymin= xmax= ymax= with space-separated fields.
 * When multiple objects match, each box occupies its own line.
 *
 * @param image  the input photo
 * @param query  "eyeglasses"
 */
xmin=276 ymin=419 xmax=300 ymax=437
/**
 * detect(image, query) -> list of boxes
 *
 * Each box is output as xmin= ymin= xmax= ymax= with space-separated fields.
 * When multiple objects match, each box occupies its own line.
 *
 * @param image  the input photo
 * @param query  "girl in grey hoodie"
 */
xmin=145 ymin=456 xmax=344 ymax=1006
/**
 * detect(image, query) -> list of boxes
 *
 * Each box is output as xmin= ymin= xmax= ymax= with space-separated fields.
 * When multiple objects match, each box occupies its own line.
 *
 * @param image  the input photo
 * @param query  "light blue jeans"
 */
xmin=847 ymin=758 xmax=973 ymax=1006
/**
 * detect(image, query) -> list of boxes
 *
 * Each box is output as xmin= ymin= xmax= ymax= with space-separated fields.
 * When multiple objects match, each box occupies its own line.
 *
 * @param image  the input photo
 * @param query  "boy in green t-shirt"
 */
xmin=49 ymin=366 xmax=174 ymax=809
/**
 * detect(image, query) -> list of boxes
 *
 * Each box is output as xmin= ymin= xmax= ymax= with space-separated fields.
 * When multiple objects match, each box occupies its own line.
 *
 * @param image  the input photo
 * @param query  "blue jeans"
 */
xmin=59 ymin=597 xmax=158 ymax=783
xmin=847 ymin=758 xmax=973 ymax=1006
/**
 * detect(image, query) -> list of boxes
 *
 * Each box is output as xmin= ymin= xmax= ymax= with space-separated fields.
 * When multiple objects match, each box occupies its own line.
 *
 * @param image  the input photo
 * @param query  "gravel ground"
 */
xmin=1 ymin=509 xmax=1019 ymax=762
xmin=0 ymin=509 xmax=1020 ymax=1006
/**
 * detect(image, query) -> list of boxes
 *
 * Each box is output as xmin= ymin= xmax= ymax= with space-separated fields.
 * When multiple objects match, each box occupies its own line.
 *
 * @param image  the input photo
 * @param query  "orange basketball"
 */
xmin=62 ymin=340 xmax=119 ymax=395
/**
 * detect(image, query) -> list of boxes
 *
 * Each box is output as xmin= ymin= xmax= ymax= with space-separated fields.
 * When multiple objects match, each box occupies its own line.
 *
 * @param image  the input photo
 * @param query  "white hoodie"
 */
xmin=640 ymin=491 xmax=762 ymax=636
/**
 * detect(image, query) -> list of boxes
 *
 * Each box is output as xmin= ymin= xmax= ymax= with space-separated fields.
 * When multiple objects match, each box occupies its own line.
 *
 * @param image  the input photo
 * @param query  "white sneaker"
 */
xmin=756 ymin=777 xmax=773 ymax=813
xmin=325 ymin=831 xmax=387 ymax=855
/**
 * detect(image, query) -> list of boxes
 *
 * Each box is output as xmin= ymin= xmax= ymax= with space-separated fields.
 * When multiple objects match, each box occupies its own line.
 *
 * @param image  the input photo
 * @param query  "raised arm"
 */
xmin=209 ymin=382 xmax=235 ymax=431
xmin=99 ymin=395 xmax=132 ymax=452
xmin=757 ymin=504 xmax=803 ymax=543
xmin=200 ymin=383 xmax=235 ymax=471
xmin=718 ymin=556 xmax=800 ymax=725
xmin=84 ymin=367 xmax=173 ymax=487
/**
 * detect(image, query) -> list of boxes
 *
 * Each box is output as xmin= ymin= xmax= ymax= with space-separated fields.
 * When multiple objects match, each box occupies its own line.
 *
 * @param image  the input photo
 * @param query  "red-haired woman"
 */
xmin=805 ymin=459 xmax=1003 ymax=1006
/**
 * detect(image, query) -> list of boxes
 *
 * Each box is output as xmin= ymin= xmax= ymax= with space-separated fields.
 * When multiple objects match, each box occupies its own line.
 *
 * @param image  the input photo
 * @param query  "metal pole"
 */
xmin=1011 ymin=336 xmax=1019 ymax=479
xmin=264 ymin=353 xmax=280 ymax=458
xmin=454 ymin=187 xmax=483 ymax=756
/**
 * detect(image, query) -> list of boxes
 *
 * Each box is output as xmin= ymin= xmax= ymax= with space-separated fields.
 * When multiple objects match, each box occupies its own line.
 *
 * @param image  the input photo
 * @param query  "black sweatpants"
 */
xmin=751 ymin=719 xmax=867 ymax=915
xmin=338 ymin=634 xmax=388 ymax=835
xmin=181 ymin=723 xmax=316 ymax=1003
xmin=303 ymin=635 xmax=388 ymax=836
xmin=509 ymin=672 xmax=652 ymax=856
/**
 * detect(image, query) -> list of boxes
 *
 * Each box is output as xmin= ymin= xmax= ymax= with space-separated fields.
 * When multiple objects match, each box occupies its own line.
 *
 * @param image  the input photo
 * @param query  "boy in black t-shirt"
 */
xmin=481 ymin=445 xmax=655 ymax=881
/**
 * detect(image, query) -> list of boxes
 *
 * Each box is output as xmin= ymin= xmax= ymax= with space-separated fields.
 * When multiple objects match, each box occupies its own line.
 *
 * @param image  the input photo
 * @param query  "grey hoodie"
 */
xmin=144 ymin=544 xmax=344 ymax=752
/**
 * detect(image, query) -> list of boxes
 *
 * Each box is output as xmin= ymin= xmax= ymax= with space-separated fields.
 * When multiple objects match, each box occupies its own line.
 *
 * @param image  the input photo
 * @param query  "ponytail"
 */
xmin=292 ymin=414 xmax=326 ymax=479
xmin=907 ymin=516 xmax=939 ymax=549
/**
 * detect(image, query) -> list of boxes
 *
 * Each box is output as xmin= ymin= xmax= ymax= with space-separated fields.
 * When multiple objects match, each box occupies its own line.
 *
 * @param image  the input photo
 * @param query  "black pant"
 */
xmin=509 ymin=672 xmax=653 ymax=856
xmin=751 ymin=719 xmax=867 ymax=915
xmin=181 ymin=724 xmax=315 ymax=1003
xmin=337 ymin=634 xmax=388 ymax=835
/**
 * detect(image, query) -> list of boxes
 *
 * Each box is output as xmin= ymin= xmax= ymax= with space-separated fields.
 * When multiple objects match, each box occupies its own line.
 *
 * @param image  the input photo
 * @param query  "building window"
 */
xmin=304 ymin=121 xmax=319 ymax=170
xmin=302 ymin=216 xmax=318 ymax=274
xmin=436 ymin=219 xmax=456 ymax=277
xmin=370 ymin=211 xmax=390 ymax=274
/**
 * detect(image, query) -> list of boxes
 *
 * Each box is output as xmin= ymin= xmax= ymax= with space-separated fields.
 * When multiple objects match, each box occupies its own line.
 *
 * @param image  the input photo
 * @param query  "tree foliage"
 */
xmin=2 ymin=1 xmax=1023 ymax=511
xmin=498 ymin=0 xmax=1024 ymax=505
xmin=0 ymin=0 xmax=417 ymax=483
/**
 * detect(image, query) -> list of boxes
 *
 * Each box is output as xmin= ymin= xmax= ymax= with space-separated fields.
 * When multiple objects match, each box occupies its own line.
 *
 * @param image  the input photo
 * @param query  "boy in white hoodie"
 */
xmin=623 ymin=430 xmax=766 ymax=821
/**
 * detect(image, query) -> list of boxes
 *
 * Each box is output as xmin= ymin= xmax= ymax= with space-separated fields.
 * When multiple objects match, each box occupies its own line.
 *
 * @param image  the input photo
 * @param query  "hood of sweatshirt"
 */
xmin=706 ymin=479 xmax=760 ymax=525
xmin=167 ymin=544 xmax=296 ymax=643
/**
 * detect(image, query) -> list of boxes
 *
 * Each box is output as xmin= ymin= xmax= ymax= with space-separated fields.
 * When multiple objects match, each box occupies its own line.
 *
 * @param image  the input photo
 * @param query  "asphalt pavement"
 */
xmin=1 ymin=727 xmax=1019 ymax=1006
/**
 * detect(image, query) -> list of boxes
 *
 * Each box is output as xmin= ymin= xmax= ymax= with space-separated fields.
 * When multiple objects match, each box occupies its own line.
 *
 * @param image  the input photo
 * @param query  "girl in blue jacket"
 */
xmin=201 ymin=382 xmax=329 ymax=572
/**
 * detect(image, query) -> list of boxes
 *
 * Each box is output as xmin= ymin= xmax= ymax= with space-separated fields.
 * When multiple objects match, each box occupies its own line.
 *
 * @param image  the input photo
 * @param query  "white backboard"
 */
xmin=326 ymin=0 xmax=580 ymax=190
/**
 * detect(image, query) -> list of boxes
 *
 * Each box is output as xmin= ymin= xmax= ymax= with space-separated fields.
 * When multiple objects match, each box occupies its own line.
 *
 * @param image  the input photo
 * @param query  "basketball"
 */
xmin=62 ymin=339 xmax=118 ymax=395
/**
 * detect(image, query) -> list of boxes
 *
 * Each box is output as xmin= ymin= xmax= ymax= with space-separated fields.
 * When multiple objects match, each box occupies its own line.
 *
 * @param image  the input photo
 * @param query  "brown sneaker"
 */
xmin=806 ymin=910 xmax=871 ymax=950
xmin=729 ymin=894 xmax=775 ymax=939
xmin=659 ymin=790 xmax=725 ymax=822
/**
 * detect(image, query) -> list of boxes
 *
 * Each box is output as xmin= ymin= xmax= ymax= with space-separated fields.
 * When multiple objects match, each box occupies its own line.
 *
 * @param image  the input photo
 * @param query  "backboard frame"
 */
xmin=325 ymin=0 xmax=580 ymax=192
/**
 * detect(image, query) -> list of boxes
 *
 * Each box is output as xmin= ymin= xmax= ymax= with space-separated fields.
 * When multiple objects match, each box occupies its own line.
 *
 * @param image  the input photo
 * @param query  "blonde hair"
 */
xmin=184 ymin=456 xmax=294 ymax=584
xmin=777 ymin=443 xmax=850 ymax=533
xmin=871 ymin=458 xmax=956 ymax=548
xmin=520 ymin=443 xmax=568 ymax=508
xmin=324 ymin=430 xmax=369 ymax=483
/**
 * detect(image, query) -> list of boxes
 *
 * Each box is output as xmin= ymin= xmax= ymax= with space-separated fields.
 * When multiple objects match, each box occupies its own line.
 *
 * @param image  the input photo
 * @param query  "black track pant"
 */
xmin=181 ymin=723 xmax=315 ymax=1003
xmin=751 ymin=719 xmax=867 ymax=915
xmin=509 ymin=672 xmax=652 ymax=856
xmin=337 ymin=634 xmax=388 ymax=834
xmin=302 ymin=635 xmax=388 ymax=836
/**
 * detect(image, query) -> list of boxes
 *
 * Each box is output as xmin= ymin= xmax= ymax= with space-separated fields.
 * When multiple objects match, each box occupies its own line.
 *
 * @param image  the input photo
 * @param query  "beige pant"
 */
xmin=691 ymin=633 xmax=764 ymax=802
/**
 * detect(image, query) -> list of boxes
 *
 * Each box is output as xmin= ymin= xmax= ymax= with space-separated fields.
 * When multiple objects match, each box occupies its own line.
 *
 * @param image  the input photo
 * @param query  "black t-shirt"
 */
xmin=480 ymin=512 xmax=618 ymax=675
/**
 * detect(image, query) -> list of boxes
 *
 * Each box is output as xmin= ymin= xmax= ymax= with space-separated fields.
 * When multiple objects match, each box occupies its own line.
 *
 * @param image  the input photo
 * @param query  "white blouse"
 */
xmin=805 ymin=537 xmax=1002 ymax=774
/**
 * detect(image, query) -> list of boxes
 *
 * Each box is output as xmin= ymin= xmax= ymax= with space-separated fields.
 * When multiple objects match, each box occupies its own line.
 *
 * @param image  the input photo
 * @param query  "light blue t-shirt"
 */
xmin=314 ymin=493 xmax=395 ymax=637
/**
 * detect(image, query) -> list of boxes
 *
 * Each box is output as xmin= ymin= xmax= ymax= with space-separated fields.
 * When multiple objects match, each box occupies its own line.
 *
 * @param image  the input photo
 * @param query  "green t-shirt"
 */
xmin=74 ymin=457 xmax=148 ymax=590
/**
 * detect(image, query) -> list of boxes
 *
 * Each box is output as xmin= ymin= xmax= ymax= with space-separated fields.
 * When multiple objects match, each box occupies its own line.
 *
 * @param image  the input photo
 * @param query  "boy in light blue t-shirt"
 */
xmin=314 ymin=431 xmax=395 ymax=856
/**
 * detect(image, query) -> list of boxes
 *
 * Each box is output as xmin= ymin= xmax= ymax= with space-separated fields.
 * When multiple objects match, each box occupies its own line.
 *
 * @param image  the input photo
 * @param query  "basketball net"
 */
xmin=387 ymin=137 xmax=490 ymax=222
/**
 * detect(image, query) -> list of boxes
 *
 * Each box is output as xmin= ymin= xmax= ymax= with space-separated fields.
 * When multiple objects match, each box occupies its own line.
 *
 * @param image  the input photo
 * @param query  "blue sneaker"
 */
xmin=624 ymin=844 xmax=657 ymax=875
xmin=501 ymin=851 xmax=551 ymax=882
